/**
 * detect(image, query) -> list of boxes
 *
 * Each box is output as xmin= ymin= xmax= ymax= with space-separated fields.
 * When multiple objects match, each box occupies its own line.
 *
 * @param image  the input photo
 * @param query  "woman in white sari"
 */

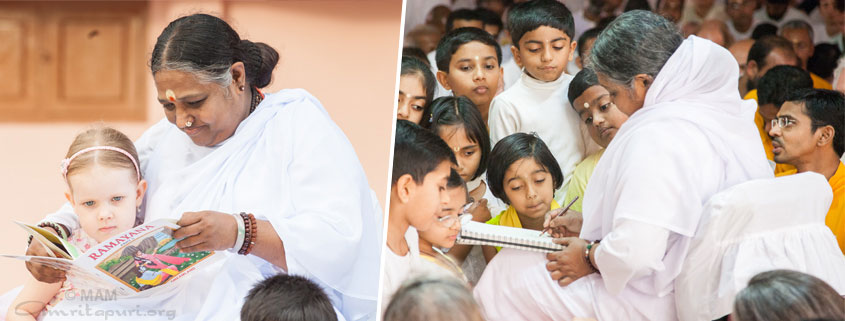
xmin=23 ymin=14 xmax=380 ymax=321
xmin=472 ymin=10 xmax=772 ymax=321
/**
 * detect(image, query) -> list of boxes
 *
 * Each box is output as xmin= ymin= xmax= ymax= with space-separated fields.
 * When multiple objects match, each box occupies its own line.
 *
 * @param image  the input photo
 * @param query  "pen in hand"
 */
xmin=539 ymin=196 xmax=578 ymax=237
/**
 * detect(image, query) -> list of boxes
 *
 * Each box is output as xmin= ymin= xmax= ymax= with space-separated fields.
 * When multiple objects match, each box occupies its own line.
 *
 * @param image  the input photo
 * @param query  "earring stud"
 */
xmin=185 ymin=121 xmax=193 ymax=127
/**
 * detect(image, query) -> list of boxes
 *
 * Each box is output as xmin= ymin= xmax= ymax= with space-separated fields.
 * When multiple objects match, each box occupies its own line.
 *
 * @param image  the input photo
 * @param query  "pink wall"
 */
xmin=0 ymin=0 xmax=400 ymax=295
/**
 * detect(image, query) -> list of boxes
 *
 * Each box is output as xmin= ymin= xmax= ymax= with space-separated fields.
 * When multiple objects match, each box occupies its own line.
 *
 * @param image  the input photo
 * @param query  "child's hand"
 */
xmin=542 ymin=208 xmax=582 ymax=238
xmin=545 ymin=237 xmax=594 ymax=287
xmin=24 ymin=237 xmax=66 ymax=284
xmin=173 ymin=211 xmax=238 ymax=253
xmin=468 ymin=199 xmax=492 ymax=223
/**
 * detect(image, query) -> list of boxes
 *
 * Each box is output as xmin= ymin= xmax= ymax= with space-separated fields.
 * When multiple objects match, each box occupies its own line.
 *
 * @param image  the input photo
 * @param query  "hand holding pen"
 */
xmin=540 ymin=196 xmax=582 ymax=237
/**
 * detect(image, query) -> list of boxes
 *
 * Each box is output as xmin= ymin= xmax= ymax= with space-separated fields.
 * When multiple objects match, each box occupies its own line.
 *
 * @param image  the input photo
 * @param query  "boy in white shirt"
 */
xmin=488 ymin=0 xmax=598 ymax=196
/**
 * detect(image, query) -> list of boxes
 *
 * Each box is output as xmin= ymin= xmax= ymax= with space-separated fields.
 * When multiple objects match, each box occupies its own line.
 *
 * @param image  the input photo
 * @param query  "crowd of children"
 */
xmin=390 ymin=0 xmax=845 ymax=320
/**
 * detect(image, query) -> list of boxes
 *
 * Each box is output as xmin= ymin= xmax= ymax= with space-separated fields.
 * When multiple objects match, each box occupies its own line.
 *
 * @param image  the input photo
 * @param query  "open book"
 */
xmin=456 ymin=220 xmax=564 ymax=253
xmin=3 ymin=219 xmax=219 ymax=297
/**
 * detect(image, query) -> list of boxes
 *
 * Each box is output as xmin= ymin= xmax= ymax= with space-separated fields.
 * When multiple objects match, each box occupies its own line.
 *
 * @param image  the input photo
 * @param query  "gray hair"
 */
xmin=154 ymin=61 xmax=233 ymax=90
xmin=383 ymin=275 xmax=483 ymax=321
xmin=780 ymin=19 xmax=815 ymax=43
xmin=732 ymin=269 xmax=845 ymax=321
xmin=588 ymin=10 xmax=683 ymax=87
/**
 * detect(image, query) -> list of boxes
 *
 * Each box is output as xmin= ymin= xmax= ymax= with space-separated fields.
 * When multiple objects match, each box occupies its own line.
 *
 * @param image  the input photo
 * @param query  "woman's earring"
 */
xmin=239 ymin=85 xmax=245 ymax=91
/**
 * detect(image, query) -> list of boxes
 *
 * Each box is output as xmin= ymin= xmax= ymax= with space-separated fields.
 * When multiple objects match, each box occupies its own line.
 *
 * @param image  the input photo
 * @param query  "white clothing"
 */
xmin=753 ymin=7 xmax=811 ymax=27
xmin=501 ymin=58 xmax=522 ymax=91
xmin=488 ymin=71 xmax=599 ymax=192
xmin=403 ymin=0 xmax=450 ymax=37
xmin=572 ymin=10 xmax=597 ymax=41
xmin=727 ymin=18 xmax=758 ymax=41
xmin=43 ymin=90 xmax=381 ymax=321
xmin=676 ymin=172 xmax=845 ymax=320
xmin=476 ymin=36 xmax=772 ymax=321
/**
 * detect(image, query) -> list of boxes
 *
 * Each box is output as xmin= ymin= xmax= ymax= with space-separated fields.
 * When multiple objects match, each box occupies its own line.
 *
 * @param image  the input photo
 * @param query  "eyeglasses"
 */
xmin=436 ymin=202 xmax=475 ymax=227
xmin=771 ymin=116 xmax=796 ymax=129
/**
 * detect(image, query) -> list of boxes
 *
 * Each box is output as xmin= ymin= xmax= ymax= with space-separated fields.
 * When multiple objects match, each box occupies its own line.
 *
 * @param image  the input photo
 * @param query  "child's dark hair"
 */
xmin=784 ymin=89 xmax=845 ymax=157
xmin=577 ymin=27 xmax=603 ymax=59
xmin=568 ymin=68 xmax=600 ymax=106
xmin=435 ymin=27 xmax=502 ymax=72
xmin=507 ymin=0 xmax=574 ymax=48
xmin=240 ymin=274 xmax=337 ymax=321
xmin=402 ymin=48 xmax=429 ymax=65
xmin=401 ymin=56 xmax=437 ymax=108
xmin=476 ymin=8 xmax=504 ymax=35
xmin=446 ymin=9 xmax=483 ymax=32
xmin=487 ymin=133 xmax=563 ymax=204
xmin=392 ymin=120 xmax=457 ymax=186
xmin=447 ymin=168 xmax=471 ymax=202
xmin=423 ymin=96 xmax=490 ymax=181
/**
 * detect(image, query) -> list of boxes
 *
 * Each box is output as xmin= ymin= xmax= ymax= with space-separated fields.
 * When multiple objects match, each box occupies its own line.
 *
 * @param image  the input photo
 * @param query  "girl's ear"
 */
xmin=135 ymin=179 xmax=148 ymax=205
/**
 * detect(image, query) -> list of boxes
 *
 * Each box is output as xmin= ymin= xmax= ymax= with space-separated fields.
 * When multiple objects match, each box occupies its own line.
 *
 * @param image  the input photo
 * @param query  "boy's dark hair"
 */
xmin=487 ymin=133 xmax=563 ymax=204
xmin=423 ymin=96 xmax=491 ymax=181
xmin=446 ymin=9 xmax=482 ymax=32
xmin=757 ymin=65 xmax=813 ymax=108
xmin=392 ymin=120 xmax=457 ymax=186
xmin=241 ymin=274 xmax=337 ymax=321
xmin=402 ymin=47 xmax=429 ymax=65
xmin=401 ymin=56 xmax=437 ymax=108
xmin=784 ymin=89 xmax=845 ymax=157
xmin=507 ymin=0 xmax=574 ymax=48
xmin=577 ymin=27 xmax=603 ymax=59
xmin=751 ymin=23 xmax=779 ymax=40
xmin=568 ymin=68 xmax=601 ymax=105
xmin=435 ymin=27 xmax=502 ymax=72
xmin=807 ymin=43 xmax=842 ymax=80
xmin=476 ymin=8 xmax=504 ymax=35
xmin=446 ymin=167 xmax=471 ymax=202
xmin=748 ymin=35 xmax=794 ymax=69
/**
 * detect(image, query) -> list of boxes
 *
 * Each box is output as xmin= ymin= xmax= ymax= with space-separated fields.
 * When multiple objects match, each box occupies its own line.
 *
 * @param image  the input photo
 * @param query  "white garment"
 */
xmin=753 ymin=7 xmax=811 ymax=27
xmin=727 ymin=18 xmax=758 ymax=42
xmin=676 ymin=172 xmax=845 ymax=321
xmin=488 ymin=71 xmax=599 ymax=192
xmin=403 ymin=0 xmax=450 ymax=37
xmin=572 ymin=10 xmax=597 ymax=41
xmin=476 ymin=36 xmax=772 ymax=321
xmin=501 ymin=58 xmax=522 ymax=91
xmin=43 ymin=90 xmax=381 ymax=321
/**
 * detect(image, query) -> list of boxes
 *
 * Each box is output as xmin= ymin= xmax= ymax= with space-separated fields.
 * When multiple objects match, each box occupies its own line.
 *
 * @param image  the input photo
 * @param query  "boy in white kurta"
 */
xmin=488 ymin=0 xmax=598 ymax=194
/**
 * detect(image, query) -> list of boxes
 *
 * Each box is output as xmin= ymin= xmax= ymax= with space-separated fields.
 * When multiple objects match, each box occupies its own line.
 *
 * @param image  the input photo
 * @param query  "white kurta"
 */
xmin=753 ymin=7 xmax=811 ymax=27
xmin=488 ymin=71 xmax=599 ymax=193
xmin=474 ymin=36 xmax=772 ymax=321
xmin=42 ymin=89 xmax=382 ymax=321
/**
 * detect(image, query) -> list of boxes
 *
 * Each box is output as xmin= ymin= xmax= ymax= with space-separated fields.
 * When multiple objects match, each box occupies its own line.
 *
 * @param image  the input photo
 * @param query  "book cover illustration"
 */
xmin=3 ymin=219 xmax=219 ymax=295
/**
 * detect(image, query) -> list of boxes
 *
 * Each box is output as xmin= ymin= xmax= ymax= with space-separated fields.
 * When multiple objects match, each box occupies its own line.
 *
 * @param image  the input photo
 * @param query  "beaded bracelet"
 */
xmin=27 ymin=222 xmax=70 ymax=246
xmin=585 ymin=240 xmax=599 ymax=272
xmin=238 ymin=213 xmax=257 ymax=255
xmin=229 ymin=213 xmax=246 ymax=253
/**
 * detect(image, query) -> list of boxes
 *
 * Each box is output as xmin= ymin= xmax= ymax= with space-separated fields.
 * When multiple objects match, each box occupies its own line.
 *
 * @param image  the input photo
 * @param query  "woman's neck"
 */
xmin=517 ymin=212 xmax=545 ymax=230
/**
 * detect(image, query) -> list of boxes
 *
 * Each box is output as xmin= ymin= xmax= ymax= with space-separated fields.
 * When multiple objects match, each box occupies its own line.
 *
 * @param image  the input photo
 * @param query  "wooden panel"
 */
xmin=59 ymin=18 xmax=126 ymax=102
xmin=0 ymin=1 xmax=147 ymax=122
xmin=0 ymin=9 xmax=37 ymax=119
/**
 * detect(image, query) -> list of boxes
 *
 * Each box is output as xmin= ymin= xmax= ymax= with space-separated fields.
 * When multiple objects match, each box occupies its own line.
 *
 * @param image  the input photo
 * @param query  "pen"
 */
xmin=539 ymin=196 xmax=578 ymax=236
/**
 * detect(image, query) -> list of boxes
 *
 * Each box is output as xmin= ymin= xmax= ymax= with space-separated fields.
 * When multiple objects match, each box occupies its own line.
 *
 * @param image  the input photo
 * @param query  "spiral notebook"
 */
xmin=456 ymin=220 xmax=563 ymax=253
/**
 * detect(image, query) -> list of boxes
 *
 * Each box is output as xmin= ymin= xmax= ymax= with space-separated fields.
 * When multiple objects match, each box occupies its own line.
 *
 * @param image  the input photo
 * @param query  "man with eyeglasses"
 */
xmin=757 ymin=65 xmax=814 ymax=174
xmin=768 ymin=88 xmax=844 ymax=254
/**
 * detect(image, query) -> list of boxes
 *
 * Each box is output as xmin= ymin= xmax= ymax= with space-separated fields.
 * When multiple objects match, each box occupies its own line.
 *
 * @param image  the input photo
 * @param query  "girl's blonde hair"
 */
xmin=64 ymin=127 xmax=141 ymax=186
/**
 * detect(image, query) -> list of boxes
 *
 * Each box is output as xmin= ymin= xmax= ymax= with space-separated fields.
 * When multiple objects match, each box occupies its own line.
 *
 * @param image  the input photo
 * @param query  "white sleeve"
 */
xmin=40 ymin=203 xmax=79 ymax=231
xmin=487 ymin=97 xmax=519 ymax=146
xmin=593 ymin=218 xmax=670 ymax=295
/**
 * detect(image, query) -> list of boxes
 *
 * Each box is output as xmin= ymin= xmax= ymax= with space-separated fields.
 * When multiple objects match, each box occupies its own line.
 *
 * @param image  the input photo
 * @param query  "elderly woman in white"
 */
xmin=473 ymin=10 xmax=773 ymax=321
xmin=23 ymin=14 xmax=380 ymax=321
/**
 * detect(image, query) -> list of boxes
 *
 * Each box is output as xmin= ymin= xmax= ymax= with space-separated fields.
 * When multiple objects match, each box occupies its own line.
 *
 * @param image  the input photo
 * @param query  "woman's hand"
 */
xmin=545 ymin=237 xmax=594 ymax=287
xmin=543 ymin=208 xmax=583 ymax=238
xmin=24 ymin=227 xmax=66 ymax=284
xmin=173 ymin=211 xmax=238 ymax=253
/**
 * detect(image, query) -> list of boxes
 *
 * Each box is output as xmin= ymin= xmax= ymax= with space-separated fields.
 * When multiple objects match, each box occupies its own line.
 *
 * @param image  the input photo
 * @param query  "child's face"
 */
xmin=437 ymin=125 xmax=481 ymax=182
xmin=66 ymin=165 xmax=145 ymax=243
xmin=503 ymin=158 xmax=554 ymax=220
xmin=397 ymin=74 xmax=427 ymax=124
xmin=575 ymin=37 xmax=596 ymax=70
xmin=438 ymin=41 xmax=502 ymax=110
xmin=408 ymin=161 xmax=453 ymax=232
xmin=418 ymin=186 xmax=467 ymax=249
xmin=572 ymin=85 xmax=629 ymax=148
xmin=512 ymin=26 xmax=575 ymax=82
